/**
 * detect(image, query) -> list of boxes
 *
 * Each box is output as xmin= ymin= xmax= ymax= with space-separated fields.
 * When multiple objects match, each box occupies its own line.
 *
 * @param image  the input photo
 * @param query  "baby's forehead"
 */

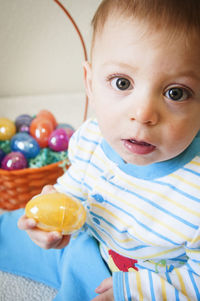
xmin=91 ymin=16 xmax=200 ymax=79
xmin=93 ymin=14 xmax=200 ymax=52
xmin=92 ymin=0 xmax=200 ymax=36
xmin=91 ymin=0 xmax=200 ymax=56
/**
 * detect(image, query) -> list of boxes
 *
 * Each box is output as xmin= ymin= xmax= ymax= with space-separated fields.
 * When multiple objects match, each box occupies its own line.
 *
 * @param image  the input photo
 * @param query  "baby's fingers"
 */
xmin=17 ymin=215 xmax=37 ymax=230
xmin=27 ymin=229 xmax=63 ymax=249
xmin=18 ymin=215 xmax=70 ymax=249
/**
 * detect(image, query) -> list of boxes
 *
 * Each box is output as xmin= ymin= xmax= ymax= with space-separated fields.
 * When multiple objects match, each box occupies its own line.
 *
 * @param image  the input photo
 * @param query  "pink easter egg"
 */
xmin=1 ymin=151 xmax=27 ymax=170
xmin=56 ymin=123 xmax=75 ymax=139
xmin=48 ymin=128 xmax=69 ymax=152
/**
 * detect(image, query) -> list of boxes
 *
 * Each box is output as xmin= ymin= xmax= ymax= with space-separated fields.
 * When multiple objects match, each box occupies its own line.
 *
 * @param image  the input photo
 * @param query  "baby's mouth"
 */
xmin=123 ymin=139 xmax=156 ymax=155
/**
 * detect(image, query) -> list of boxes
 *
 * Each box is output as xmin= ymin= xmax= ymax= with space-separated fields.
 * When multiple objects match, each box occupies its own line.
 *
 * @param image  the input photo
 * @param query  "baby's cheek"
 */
xmin=164 ymin=126 xmax=194 ymax=156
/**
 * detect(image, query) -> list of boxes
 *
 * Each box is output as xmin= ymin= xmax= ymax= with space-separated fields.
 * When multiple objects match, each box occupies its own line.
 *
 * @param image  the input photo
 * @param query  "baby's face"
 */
xmin=85 ymin=16 xmax=200 ymax=165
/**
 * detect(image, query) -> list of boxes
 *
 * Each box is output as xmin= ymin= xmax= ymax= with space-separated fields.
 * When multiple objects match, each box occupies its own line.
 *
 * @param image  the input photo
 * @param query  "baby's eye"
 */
xmin=164 ymin=87 xmax=190 ymax=101
xmin=111 ymin=77 xmax=132 ymax=91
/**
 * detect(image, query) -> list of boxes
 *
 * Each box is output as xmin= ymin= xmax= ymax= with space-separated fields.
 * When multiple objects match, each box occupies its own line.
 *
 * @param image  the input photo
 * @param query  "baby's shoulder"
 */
xmin=68 ymin=118 xmax=102 ymax=161
xmin=77 ymin=118 xmax=101 ymax=141
xmin=72 ymin=118 xmax=102 ymax=146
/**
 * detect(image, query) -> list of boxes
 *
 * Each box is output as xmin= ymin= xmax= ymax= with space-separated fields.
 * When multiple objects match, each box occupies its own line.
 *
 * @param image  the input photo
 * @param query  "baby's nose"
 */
xmin=129 ymin=98 xmax=159 ymax=125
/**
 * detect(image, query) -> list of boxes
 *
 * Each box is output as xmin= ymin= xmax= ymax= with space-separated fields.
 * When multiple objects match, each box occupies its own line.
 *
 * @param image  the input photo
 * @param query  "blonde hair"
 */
xmin=91 ymin=0 xmax=200 ymax=47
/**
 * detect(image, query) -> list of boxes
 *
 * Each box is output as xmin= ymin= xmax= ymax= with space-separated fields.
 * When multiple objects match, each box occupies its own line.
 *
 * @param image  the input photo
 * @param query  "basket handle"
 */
xmin=53 ymin=0 xmax=89 ymax=122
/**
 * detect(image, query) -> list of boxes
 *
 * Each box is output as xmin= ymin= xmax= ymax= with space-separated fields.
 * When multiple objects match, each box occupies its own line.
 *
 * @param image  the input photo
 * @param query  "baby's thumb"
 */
xmin=41 ymin=185 xmax=57 ymax=195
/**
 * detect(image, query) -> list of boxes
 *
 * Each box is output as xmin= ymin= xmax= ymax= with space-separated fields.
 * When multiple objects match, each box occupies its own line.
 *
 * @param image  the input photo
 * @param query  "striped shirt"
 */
xmin=55 ymin=118 xmax=200 ymax=301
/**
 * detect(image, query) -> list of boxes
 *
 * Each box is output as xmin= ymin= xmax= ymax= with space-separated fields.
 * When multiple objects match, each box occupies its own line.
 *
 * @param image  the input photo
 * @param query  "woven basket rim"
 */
xmin=0 ymin=160 xmax=64 ymax=175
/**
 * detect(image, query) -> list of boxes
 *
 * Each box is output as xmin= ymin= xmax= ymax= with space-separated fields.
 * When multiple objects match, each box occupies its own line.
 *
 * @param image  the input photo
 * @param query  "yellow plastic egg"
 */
xmin=0 ymin=117 xmax=16 ymax=141
xmin=25 ymin=192 xmax=86 ymax=234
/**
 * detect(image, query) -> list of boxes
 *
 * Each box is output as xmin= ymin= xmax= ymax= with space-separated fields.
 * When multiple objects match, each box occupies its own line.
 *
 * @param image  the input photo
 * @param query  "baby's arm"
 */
xmin=111 ymin=234 xmax=200 ymax=301
xmin=18 ymin=185 xmax=71 ymax=249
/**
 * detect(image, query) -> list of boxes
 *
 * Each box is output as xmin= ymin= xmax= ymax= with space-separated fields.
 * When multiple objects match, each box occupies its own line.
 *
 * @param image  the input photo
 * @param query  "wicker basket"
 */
xmin=0 ymin=161 xmax=68 ymax=210
xmin=0 ymin=1 xmax=88 ymax=210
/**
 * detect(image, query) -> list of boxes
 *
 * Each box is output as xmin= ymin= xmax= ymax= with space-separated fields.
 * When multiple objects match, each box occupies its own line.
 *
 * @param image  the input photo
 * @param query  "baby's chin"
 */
xmin=121 ymin=154 xmax=158 ymax=166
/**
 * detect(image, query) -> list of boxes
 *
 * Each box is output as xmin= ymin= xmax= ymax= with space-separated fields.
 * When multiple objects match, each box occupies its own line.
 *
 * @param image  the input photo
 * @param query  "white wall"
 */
xmin=0 ymin=0 xmax=100 ymax=96
xmin=0 ymin=0 xmax=101 ymax=128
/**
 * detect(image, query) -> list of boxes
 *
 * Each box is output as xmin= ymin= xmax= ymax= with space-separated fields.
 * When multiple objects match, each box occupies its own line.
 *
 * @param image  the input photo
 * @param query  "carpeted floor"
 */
xmin=0 ymin=271 xmax=57 ymax=301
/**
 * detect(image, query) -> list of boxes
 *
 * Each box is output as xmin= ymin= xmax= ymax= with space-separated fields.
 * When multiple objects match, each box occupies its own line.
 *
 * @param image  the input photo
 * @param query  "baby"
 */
xmin=1 ymin=0 xmax=200 ymax=300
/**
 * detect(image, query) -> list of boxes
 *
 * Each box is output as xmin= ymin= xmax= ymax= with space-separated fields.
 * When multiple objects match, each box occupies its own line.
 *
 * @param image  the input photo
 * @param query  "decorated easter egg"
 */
xmin=15 ymin=114 xmax=33 ymax=131
xmin=19 ymin=124 xmax=30 ymax=133
xmin=1 ymin=151 xmax=27 ymax=170
xmin=0 ymin=149 xmax=6 ymax=164
xmin=57 ymin=123 xmax=75 ymax=140
xmin=37 ymin=110 xmax=57 ymax=128
xmin=11 ymin=132 xmax=40 ymax=159
xmin=0 ymin=118 xmax=16 ymax=141
xmin=48 ymin=128 xmax=69 ymax=152
xmin=25 ymin=192 xmax=86 ymax=234
xmin=30 ymin=117 xmax=54 ymax=148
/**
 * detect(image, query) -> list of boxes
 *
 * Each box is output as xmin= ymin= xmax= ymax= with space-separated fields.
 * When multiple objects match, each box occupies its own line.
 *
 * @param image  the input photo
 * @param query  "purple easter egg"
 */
xmin=56 ymin=123 xmax=75 ymax=140
xmin=19 ymin=124 xmax=30 ymax=133
xmin=15 ymin=114 xmax=33 ymax=131
xmin=0 ymin=149 xmax=6 ymax=165
xmin=48 ymin=128 xmax=69 ymax=152
xmin=1 ymin=151 xmax=27 ymax=170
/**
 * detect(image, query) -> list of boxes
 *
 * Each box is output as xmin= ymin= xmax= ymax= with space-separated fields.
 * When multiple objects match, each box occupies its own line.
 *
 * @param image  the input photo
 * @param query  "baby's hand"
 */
xmin=92 ymin=277 xmax=114 ymax=301
xmin=17 ymin=185 xmax=71 ymax=249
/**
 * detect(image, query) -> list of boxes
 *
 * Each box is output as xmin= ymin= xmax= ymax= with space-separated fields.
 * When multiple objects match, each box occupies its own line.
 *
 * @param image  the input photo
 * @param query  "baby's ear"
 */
xmin=83 ymin=61 xmax=93 ymax=103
